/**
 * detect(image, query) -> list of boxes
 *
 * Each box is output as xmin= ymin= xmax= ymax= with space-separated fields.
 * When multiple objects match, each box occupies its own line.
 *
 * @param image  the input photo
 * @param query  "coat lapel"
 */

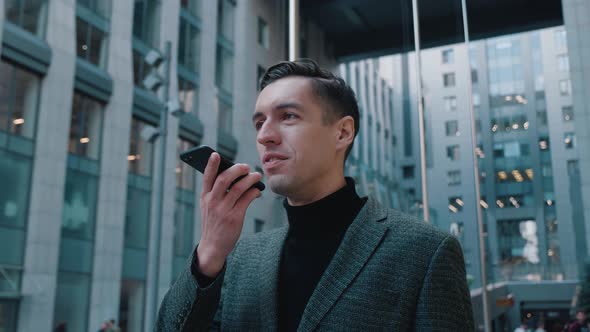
xmin=258 ymin=225 xmax=289 ymax=329
xmin=297 ymin=197 xmax=389 ymax=332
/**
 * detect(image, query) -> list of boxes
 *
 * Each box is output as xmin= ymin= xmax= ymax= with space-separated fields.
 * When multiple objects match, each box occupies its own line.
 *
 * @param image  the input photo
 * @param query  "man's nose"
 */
xmin=257 ymin=121 xmax=281 ymax=146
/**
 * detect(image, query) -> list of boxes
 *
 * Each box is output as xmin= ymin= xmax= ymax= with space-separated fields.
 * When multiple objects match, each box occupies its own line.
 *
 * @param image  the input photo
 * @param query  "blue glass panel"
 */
xmin=124 ymin=186 xmax=150 ymax=249
xmin=61 ymin=168 xmax=99 ymax=240
xmin=53 ymin=272 xmax=90 ymax=332
xmin=0 ymin=149 xmax=32 ymax=228
xmin=58 ymin=237 xmax=94 ymax=273
xmin=0 ymin=227 xmax=25 ymax=265
xmin=122 ymin=247 xmax=147 ymax=280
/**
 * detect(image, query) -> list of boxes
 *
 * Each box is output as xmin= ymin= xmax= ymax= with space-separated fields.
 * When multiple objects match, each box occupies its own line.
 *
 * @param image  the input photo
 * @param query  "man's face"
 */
xmin=253 ymin=76 xmax=343 ymax=200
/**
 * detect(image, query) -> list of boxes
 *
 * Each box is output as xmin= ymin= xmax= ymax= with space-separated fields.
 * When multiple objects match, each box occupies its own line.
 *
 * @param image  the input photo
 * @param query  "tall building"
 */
xmin=0 ymin=1 xmax=402 ymax=331
xmin=382 ymin=25 xmax=584 ymax=329
xmin=340 ymin=59 xmax=406 ymax=211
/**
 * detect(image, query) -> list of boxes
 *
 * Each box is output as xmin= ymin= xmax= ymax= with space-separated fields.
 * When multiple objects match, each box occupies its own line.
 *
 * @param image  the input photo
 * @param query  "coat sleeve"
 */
xmin=155 ymin=248 xmax=226 ymax=332
xmin=415 ymin=235 xmax=475 ymax=331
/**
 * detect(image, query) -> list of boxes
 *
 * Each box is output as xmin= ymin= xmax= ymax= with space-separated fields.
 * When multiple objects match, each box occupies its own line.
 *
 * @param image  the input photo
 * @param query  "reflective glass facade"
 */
xmin=54 ymin=92 xmax=104 ymax=331
xmin=0 ymin=60 xmax=39 ymax=315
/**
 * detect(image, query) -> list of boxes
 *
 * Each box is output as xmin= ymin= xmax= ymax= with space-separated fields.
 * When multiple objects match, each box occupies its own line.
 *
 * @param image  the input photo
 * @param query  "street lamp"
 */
xmin=142 ymin=41 xmax=183 ymax=331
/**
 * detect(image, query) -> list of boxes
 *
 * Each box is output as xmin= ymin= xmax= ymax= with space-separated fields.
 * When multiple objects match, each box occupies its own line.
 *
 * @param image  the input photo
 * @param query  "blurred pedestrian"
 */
xmin=54 ymin=322 xmax=67 ymax=332
xmin=98 ymin=320 xmax=112 ymax=332
xmin=568 ymin=310 xmax=588 ymax=332
xmin=535 ymin=322 xmax=547 ymax=332
xmin=107 ymin=319 xmax=121 ymax=332
xmin=515 ymin=321 xmax=530 ymax=332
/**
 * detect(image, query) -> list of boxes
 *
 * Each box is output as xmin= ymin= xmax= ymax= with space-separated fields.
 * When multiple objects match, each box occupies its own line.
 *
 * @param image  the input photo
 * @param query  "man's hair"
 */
xmin=259 ymin=58 xmax=360 ymax=161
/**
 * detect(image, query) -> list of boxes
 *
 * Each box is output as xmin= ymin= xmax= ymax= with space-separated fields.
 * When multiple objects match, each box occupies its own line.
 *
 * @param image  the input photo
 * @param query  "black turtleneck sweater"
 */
xmin=278 ymin=178 xmax=366 ymax=331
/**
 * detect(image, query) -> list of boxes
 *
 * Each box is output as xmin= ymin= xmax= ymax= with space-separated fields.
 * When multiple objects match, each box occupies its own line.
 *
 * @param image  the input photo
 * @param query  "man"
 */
xmin=156 ymin=59 xmax=474 ymax=331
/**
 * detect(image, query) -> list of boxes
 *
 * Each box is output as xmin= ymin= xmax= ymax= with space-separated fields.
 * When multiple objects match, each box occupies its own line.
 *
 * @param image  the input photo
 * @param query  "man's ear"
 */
xmin=335 ymin=115 xmax=355 ymax=152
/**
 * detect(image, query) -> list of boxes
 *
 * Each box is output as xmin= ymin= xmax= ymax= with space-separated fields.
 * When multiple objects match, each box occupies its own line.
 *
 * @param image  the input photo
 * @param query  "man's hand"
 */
xmin=197 ymin=152 xmax=263 ymax=278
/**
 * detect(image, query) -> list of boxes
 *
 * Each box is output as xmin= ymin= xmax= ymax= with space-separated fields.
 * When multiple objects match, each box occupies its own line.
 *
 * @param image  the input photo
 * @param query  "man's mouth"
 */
xmin=263 ymin=153 xmax=289 ymax=169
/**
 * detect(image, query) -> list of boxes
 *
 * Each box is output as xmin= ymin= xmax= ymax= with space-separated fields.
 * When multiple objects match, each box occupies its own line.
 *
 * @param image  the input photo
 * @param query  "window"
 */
xmin=448 ymin=196 xmax=463 ymax=213
xmin=443 ymin=73 xmax=456 ymax=87
xmin=75 ymin=16 xmax=108 ymax=68
xmin=133 ymin=0 xmax=159 ymax=46
xmin=218 ymin=98 xmax=233 ymax=134
xmin=125 ymin=186 xmax=151 ymax=249
xmin=257 ymin=65 xmax=266 ymax=91
xmin=61 ymin=168 xmax=99 ymax=239
xmin=0 ymin=149 xmax=32 ymax=230
xmin=258 ymin=17 xmax=269 ymax=48
xmin=119 ymin=279 xmax=145 ymax=332
xmin=567 ymin=160 xmax=579 ymax=176
xmin=537 ymin=110 xmax=548 ymax=126
xmin=77 ymin=0 xmax=111 ymax=19
xmin=180 ymin=0 xmax=200 ymax=17
xmin=216 ymin=45 xmax=233 ymax=94
xmin=173 ymin=195 xmax=194 ymax=259
xmin=562 ymin=106 xmax=573 ymax=122
xmin=402 ymin=166 xmax=414 ymax=179
xmin=442 ymin=49 xmax=454 ymax=64
xmin=178 ymin=77 xmax=198 ymax=114
xmin=447 ymin=170 xmax=461 ymax=186
xmin=128 ymin=117 xmax=155 ymax=176
xmin=554 ymin=29 xmax=567 ymax=49
xmin=0 ymin=302 xmax=17 ymax=331
xmin=497 ymin=219 xmax=539 ymax=264
xmin=557 ymin=54 xmax=569 ymax=72
xmin=217 ymin=0 xmax=235 ymax=42
xmin=445 ymin=120 xmax=459 ymax=136
xmin=472 ymin=93 xmax=480 ymax=106
xmin=446 ymin=145 xmax=460 ymax=161
xmin=564 ymin=132 xmax=575 ymax=149
xmin=255 ymin=219 xmax=265 ymax=233
xmin=178 ymin=18 xmax=201 ymax=73
xmin=559 ymin=79 xmax=571 ymax=96
xmin=176 ymin=138 xmax=195 ymax=190
xmin=444 ymin=96 xmax=457 ymax=111
xmin=0 ymin=60 xmax=40 ymax=139
xmin=68 ymin=93 xmax=103 ymax=160
xmin=53 ymin=272 xmax=91 ymax=332
xmin=471 ymin=69 xmax=478 ymax=84
xmin=538 ymin=137 xmax=550 ymax=150
xmin=5 ymin=0 xmax=48 ymax=37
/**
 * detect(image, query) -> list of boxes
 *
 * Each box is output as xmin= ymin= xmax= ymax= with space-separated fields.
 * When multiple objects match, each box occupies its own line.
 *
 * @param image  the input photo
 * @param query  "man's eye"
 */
xmin=284 ymin=113 xmax=297 ymax=120
xmin=254 ymin=121 xmax=263 ymax=130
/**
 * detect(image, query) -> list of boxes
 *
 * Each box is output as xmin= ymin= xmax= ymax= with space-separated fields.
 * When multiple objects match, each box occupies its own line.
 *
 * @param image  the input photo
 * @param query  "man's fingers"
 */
xmin=202 ymin=152 xmax=220 ymax=194
xmin=225 ymin=172 xmax=263 ymax=206
xmin=233 ymin=187 xmax=262 ymax=213
xmin=210 ymin=163 xmax=250 ymax=199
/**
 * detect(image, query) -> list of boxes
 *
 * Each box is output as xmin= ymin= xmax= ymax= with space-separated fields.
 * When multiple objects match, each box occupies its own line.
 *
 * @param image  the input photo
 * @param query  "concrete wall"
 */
xmin=87 ymin=0 xmax=134 ymax=330
xmin=17 ymin=1 xmax=76 ymax=331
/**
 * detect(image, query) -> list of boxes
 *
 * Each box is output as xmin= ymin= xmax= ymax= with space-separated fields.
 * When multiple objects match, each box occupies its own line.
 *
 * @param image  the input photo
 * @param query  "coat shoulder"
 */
xmin=380 ymin=208 xmax=453 ymax=255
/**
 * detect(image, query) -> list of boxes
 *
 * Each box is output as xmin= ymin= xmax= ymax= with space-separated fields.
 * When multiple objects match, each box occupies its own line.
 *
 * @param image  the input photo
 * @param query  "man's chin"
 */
xmin=267 ymin=174 xmax=296 ymax=197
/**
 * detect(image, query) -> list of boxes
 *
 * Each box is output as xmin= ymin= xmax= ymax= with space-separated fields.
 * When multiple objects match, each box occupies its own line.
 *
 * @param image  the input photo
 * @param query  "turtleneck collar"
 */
xmin=283 ymin=177 xmax=366 ymax=236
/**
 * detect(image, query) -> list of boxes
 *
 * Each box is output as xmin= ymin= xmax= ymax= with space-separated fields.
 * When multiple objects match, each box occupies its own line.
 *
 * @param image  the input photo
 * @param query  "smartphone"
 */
xmin=180 ymin=145 xmax=265 ymax=192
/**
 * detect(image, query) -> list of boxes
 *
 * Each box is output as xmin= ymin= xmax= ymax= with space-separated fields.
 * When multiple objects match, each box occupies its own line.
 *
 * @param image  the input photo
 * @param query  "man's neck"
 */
xmin=286 ymin=175 xmax=347 ymax=206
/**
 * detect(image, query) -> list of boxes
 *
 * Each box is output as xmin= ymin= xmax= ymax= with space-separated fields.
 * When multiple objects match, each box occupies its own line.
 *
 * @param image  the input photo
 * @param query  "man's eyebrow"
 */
xmin=252 ymin=102 xmax=303 ymax=123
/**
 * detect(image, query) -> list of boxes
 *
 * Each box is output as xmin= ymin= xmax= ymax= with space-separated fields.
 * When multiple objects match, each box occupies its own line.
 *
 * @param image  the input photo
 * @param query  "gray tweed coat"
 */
xmin=156 ymin=197 xmax=475 ymax=331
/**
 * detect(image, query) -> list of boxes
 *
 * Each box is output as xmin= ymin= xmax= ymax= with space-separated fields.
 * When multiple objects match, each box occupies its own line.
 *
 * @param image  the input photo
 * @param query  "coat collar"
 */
xmin=257 ymin=196 xmax=389 ymax=330
xmin=297 ymin=197 xmax=388 ymax=331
